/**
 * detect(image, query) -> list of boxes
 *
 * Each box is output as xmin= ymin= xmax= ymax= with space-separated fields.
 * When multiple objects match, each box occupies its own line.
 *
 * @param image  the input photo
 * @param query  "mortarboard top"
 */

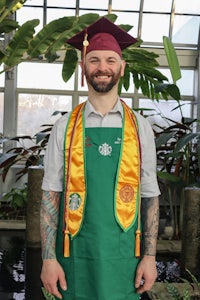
xmin=67 ymin=17 xmax=137 ymax=57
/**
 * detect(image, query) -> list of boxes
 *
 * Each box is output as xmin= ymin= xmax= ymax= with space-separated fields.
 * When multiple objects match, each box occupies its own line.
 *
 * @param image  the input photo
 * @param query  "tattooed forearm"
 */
xmin=40 ymin=191 xmax=61 ymax=260
xmin=141 ymin=196 xmax=159 ymax=256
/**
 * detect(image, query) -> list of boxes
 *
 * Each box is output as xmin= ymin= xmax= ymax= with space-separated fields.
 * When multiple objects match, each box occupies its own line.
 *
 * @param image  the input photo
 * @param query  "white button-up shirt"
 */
xmin=42 ymin=99 xmax=160 ymax=197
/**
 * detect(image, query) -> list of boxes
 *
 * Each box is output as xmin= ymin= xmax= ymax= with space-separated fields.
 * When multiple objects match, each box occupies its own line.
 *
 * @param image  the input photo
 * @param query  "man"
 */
xmin=40 ymin=17 xmax=160 ymax=300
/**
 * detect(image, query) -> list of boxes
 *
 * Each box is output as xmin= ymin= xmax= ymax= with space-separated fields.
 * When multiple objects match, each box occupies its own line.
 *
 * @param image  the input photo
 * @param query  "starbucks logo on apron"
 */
xmin=119 ymin=184 xmax=134 ymax=203
xmin=99 ymin=143 xmax=112 ymax=156
xmin=69 ymin=193 xmax=81 ymax=210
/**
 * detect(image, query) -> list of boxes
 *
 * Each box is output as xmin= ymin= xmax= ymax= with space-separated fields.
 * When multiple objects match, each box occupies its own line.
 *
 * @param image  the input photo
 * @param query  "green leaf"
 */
xmin=123 ymin=64 xmax=130 ymax=91
xmin=119 ymin=24 xmax=133 ymax=32
xmin=103 ymin=13 xmax=118 ymax=23
xmin=78 ymin=13 xmax=100 ymax=25
xmin=0 ymin=0 xmax=6 ymax=12
xmin=166 ymin=84 xmax=181 ymax=100
xmin=41 ymin=287 xmax=56 ymax=300
xmin=155 ymin=131 xmax=176 ymax=148
xmin=45 ymin=51 xmax=60 ymax=63
xmin=70 ymin=13 xmax=100 ymax=35
xmin=0 ymin=153 xmax=18 ymax=167
xmin=28 ymin=16 xmax=76 ymax=58
xmin=132 ymin=70 xmax=140 ymax=90
xmin=0 ymin=18 xmax=19 ymax=34
xmin=4 ymin=19 xmax=39 ymax=67
xmin=175 ymin=133 xmax=200 ymax=152
xmin=118 ymin=77 xmax=123 ymax=95
xmin=44 ymin=18 xmax=79 ymax=62
xmin=166 ymin=282 xmax=181 ymax=300
xmin=163 ymin=36 xmax=181 ymax=84
xmin=155 ymin=83 xmax=181 ymax=100
xmin=62 ymin=48 xmax=78 ymax=82
xmin=157 ymin=171 xmax=182 ymax=183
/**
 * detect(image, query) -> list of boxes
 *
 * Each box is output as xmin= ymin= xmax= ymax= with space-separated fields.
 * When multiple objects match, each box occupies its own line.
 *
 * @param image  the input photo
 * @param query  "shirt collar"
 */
xmin=84 ymin=98 xmax=123 ymax=119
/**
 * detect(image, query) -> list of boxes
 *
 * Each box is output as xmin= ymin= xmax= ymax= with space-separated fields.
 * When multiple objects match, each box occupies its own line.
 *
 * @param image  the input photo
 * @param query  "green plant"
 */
xmin=153 ymin=35 xmax=200 ymax=238
xmin=0 ymin=124 xmax=52 ymax=181
xmin=165 ymin=269 xmax=200 ymax=300
xmin=41 ymin=287 xmax=56 ymax=300
xmin=155 ymin=108 xmax=200 ymax=238
xmin=0 ymin=0 xmax=180 ymax=101
xmin=0 ymin=184 xmax=27 ymax=219
xmin=0 ymin=110 xmax=68 ymax=182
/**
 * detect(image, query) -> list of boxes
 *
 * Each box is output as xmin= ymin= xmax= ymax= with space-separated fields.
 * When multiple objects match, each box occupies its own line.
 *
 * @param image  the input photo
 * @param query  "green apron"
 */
xmin=56 ymin=127 xmax=140 ymax=300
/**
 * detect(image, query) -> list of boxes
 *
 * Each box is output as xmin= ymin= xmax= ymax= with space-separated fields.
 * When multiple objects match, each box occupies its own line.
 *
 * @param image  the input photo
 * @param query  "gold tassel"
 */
xmin=64 ymin=231 xmax=70 ymax=257
xmin=135 ymin=229 xmax=141 ymax=258
xmin=82 ymin=32 xmax=89 ymax=87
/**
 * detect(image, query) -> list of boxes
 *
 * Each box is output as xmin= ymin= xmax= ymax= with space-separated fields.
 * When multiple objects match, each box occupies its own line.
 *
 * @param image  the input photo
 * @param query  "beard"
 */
xmin=84 ymin=67 xmax=122 ymax=93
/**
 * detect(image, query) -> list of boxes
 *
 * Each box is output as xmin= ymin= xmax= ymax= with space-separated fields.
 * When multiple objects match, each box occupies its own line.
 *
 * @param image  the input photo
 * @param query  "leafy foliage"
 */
xmin=165 ymin=269 xmax=200 ymax=300
xmin=41 ymin=287 xmax=56 ymax=300
xmin=0 ymin=184 xmax=27 ymax=220
xmin=0 ymin=1 xmax=181 ymax=101
xmin=4 ymin=19 xmax=40 ymax=67
xmin=163 ymin=36 xmax=181 ymax=84
xmin=1 ymin=184 xmax=27 ymax=209
xmin=155 ymin=103 xmax=200 ymax=238
xmin=0 ymin=126 xmax=52 ymax=181
xmin=156 ymin=116 xmax=200 ymax=187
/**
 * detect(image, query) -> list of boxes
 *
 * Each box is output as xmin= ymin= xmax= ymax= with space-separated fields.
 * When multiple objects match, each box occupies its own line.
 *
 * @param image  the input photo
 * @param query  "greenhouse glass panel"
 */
xmin=79 ymin=9 xmax=106 ymax=17
xmin=176 ymin=70 xmax=194 ymax=96
xmin=79 ymin=0 xmax=108 ymax=10
xmin=0 ymin=70 xmax=4 ymax=87
xmin=17 ymin=63 xmax=74 ymax=90
xmin=139 ymin=99 xmax=192 ymax=130
xmin=142 ymin=14 xmax=170 ymax=42
xmin=143 ymin=0 xmax=172 ymax=12
xmin=175 ymin=0 xmax=200 ymax=14
xmin=172 ymin=15 xmax=200 ymax=45
xmin=18 ymin=94 xmax=72 ymax=136
xmin=16 ymin=7 xmax=43 ymax=32
xmin=113 ymin=12 xmax=139 ymax=38
xmin=25 ymin=0 xmax=43 ymax=5
xmin=112 ymin=0 xmax=140 ymax=11
xmin=47 ymin=0 xmax=76 ymax=7
xmin=47 ymin=8 xmax=75 ymax=22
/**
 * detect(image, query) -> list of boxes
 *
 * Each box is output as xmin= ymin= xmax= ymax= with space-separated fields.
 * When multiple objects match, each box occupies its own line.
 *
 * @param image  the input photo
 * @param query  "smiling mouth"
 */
xmin=95 ymin=75 xmax=111 ymax=79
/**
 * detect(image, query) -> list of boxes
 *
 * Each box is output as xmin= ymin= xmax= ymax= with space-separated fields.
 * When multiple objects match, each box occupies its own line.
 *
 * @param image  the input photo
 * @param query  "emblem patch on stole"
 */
xmin=119 ymin=184 xmax=134 ymax=203
xmin=98 ymin=143 xmax=112 ymax=156
xmin=69 ymin=193 xmax=81 ymax=210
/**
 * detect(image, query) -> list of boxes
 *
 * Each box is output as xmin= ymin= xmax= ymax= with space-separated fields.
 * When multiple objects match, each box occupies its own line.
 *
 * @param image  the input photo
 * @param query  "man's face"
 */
xmin=84 ymin=50 xmax=126 ymax=93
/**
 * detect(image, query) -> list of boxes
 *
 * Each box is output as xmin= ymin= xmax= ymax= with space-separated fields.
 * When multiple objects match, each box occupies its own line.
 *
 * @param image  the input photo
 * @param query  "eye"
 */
xmin=89 ymin=58 xmax=99 ymax=64
xmin=107 ymin=58 xmax=116 ymax=64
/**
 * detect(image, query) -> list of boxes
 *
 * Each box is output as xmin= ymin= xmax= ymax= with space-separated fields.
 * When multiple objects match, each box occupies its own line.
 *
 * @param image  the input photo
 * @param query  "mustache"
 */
xmin=92 ymin=70 xmax=113 ymax=77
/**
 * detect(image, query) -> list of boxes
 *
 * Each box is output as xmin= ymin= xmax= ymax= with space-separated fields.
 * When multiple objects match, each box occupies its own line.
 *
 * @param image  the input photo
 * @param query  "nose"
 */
xmin=97 ymin=60 xmax=108 ymax=72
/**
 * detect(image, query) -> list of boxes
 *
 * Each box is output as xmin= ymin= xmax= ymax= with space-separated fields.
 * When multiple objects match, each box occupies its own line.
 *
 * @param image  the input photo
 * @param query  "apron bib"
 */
xmin=56 ymin=128 xmax=140 ymax=300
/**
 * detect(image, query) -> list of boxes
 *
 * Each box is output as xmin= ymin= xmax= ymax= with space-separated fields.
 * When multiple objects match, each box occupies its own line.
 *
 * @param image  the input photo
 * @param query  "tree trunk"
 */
xmin=26 ymin=166 xmax=44 ymax=247
xmin=181 ymin=187 xmax=200 ymax=277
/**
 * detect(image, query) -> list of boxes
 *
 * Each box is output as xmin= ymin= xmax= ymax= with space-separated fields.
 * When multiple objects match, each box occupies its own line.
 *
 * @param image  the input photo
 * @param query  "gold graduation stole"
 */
xmin=64 ymin=100 xmax=141 ymax=258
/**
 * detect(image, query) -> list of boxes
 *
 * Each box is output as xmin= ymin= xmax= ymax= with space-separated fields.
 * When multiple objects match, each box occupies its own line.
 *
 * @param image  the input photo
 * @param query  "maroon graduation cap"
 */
xmin=67 ymin=17 xmax=137 ymax=85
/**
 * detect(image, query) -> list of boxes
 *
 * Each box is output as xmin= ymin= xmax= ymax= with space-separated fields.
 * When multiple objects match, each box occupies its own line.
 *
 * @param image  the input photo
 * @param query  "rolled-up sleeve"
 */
xmin=42 ymin=114 xmax=69 ymax=192
xmin=136 ymin=112 xmax=160 ymax=198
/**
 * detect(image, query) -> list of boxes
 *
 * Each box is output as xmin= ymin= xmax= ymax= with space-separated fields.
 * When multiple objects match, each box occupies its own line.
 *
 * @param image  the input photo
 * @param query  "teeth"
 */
xmin=96 ymin=75 xmax=109 ymax=79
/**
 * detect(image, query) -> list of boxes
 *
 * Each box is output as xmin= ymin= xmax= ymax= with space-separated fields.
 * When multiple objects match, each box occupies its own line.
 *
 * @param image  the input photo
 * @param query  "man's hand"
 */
xmin=41 ymin=259 xmax=67 ymax=299
xmin=135 ymin=255 xmax=157 ymax=294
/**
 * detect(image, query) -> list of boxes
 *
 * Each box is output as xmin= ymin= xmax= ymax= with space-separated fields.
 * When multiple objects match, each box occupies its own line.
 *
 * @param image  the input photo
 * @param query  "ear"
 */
xmin=120 ymin=60 xmax=126 ymax=77
xmin=79 ymin=61 xmax=84 ymax=70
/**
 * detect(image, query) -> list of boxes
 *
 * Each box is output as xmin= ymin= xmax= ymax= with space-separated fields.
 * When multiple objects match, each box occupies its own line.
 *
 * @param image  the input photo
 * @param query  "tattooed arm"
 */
xmin=40 ymin=191 xmax=67 ymax=299
xmin=135 ymin=196 xmax=159 ymax=294
xmin=141 ymin=196 xmax=159 ymax=256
